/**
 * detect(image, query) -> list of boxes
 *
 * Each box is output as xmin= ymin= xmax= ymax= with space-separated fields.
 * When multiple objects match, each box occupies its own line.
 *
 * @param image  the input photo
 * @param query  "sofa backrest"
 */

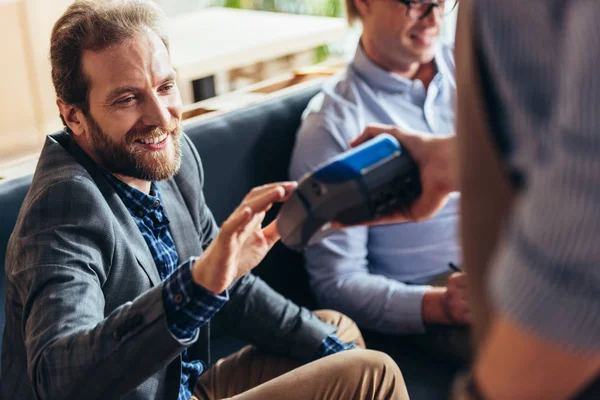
xmin=0 ymin=175 xmax=34 ymax=366
xmin=184 ymin=84 xmax=321 ymax=310
xmin=0 ymin=84 xmax=322 ymax=363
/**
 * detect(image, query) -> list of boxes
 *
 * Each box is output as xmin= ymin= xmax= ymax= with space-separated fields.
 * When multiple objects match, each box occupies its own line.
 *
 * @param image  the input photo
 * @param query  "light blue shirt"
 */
xmin=289 ymin=43 xmax=460 ymax=333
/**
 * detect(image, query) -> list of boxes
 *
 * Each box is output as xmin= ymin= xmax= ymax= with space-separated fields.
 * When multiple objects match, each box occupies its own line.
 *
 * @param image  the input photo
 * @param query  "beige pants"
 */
xmin=193 ymin=310 xmax=410 ymax=400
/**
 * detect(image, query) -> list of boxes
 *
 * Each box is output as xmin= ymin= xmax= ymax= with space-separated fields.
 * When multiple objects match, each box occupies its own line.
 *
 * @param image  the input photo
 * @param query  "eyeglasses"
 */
xmin=395 ymin=0 xmax=458 ymax=21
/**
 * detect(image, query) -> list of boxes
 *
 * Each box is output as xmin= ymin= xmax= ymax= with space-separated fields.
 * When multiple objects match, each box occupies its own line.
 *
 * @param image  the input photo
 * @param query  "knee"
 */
xmin=348 ymin=350 xmax=408 ymax=399
xmin=362 ymin=350 xmax=402 ymax=375
xmin=313 ymin=309 xmax=358 ymax=333
xmin=313 ymin=309 xmax=348 ymax=325
xmin=314 ymin=309 xmax=366 ymax=349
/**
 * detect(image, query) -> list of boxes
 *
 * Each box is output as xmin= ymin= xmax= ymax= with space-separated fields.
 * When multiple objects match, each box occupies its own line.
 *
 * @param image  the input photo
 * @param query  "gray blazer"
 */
xmin=1 ymin=131 xmax=335 ymax=400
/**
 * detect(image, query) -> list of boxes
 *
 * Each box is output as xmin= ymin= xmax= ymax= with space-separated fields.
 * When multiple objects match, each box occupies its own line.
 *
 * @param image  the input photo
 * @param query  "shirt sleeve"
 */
xmin=305 ymin=229 xmax=431 ymax=334
xmin=314 ymin=333 xmax=356 ymax=359
xmin=162 ymin=257 xmax=229 ymax=343
xmin=477 ymin=0 xmax=600 ymax=351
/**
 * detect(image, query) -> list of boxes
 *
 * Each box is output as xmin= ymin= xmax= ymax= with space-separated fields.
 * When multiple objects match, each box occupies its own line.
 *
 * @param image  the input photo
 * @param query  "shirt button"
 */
xmin=112 ymin=331 xmax=122 ymax=341
xmin=136 ymin=210 xmax=144 ymax=218
xmin=153 ymin=200 xmax=160 ymax=208
xmin=412 ymin=82 xmax=419 ymax=89
xmin=174 ymin=294 xmax=183 ymax=303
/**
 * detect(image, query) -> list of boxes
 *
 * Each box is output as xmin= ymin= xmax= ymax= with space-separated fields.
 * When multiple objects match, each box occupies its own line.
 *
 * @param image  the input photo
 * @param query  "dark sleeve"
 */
xmin=9 ymin=177 xmax=187 ymax=399
xmin=212 ymin=272 xmax=337 ymax=363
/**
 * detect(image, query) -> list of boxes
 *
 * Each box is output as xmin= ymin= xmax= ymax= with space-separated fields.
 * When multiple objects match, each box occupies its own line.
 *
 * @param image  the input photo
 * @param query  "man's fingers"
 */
xmin=374 ymin=211 xmax=412 ymax=224
xmin=280 ymin=185 xmax=297 ymax=202
xmin=350 ymin=124 xmax=397 ymax=147
xmin=450 ymin=273 xmax=468 ymax=289
xmin=245 ymin=186 xmax=287 ymax=214
xmin=221 ymin=206 xmax=253 ymax=237
xmin=221 ymin=183 xmax=296 ymax=239
xmin=237 ymin=211 xmax=266 ymax=241
xmin=246 ymin=182 xmax=297 ymax=202
xmin=351 ymin=124 xmax=421 ymax=148
xmin=262 ymin=219 xmax=281 ymax=248
xmin=408 ymin=191 xmax=450 ymax=223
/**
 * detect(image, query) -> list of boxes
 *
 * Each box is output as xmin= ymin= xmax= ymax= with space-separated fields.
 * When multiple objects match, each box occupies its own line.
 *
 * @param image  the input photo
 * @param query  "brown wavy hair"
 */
xmin=50 ymin=0 xmax=169 ymax=125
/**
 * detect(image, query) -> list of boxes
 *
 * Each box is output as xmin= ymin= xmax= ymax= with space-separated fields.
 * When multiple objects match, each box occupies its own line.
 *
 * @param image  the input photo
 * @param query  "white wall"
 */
xmin=0 ymin=0 xmax=72 ymax=163
xmin=154 ymin=0 xmax=212 ymax=17
xmin=0 ymin=0 xmax=43 ymax=162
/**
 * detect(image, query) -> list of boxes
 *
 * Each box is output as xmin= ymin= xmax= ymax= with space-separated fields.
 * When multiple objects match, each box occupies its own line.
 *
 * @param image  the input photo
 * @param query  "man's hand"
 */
xmin=192 ymin=182 xmax=297 ymax=294
xmin=444 ymin=272 xmax=471 ymax=324
xmin=423 ymin=273 xmax=471 ymax=325
xmin=347 ymin=124 xmax=457 ymax=225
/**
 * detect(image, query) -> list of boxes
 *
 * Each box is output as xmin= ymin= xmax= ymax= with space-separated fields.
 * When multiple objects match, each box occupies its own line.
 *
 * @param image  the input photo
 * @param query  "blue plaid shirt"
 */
xmin=105 ymin=174 xmax=354 ymax=400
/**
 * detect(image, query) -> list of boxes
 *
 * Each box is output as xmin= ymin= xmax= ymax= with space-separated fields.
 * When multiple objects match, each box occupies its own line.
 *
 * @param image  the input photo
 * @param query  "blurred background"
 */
xmin=0 ymin=0 xmax=456 ymax=177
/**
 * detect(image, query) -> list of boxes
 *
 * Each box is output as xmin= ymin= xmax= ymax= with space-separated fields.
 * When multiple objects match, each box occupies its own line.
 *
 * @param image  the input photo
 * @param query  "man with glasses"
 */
xmin=290 ymin=0 xmax=469 ymax=365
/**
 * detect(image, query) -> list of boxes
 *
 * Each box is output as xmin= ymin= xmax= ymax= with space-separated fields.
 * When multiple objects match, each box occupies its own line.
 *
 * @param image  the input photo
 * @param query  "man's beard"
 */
xmin=86 ymin=113 xmax=182 ymax=182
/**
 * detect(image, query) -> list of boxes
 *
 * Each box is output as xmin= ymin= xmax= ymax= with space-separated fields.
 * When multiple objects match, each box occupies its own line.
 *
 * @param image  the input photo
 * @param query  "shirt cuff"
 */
xmin=314 ymin=333 xmax=356 ymax=359
xmin=162 ymin=257 xmax=229 ymax=343
xmin=379 ymin=284 xmax=431 ymax=334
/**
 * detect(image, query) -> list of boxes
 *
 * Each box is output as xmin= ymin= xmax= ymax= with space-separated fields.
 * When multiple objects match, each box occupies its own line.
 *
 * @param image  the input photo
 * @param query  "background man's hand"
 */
xmin=444 ymin=272 xmax=471 ymax=324
xmin=192 ymin=182 xmax=297 ymax=294
xmin=423 ymin=272 xmax=471 ymax=325
xmin=346 ymin=124 xmax=457 ymax=225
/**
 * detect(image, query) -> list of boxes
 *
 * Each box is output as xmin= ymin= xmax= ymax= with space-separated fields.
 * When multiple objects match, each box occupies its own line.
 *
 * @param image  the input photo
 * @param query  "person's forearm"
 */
xmin=314 ymin=272 xmax=431 ymax=334
xmin=474 ymin=314 xmax=600 ymax=399
xmin=28 ymin=285 xmax=187 ymax=399
xmin=213 ymin=272 xmax=336 ymax=364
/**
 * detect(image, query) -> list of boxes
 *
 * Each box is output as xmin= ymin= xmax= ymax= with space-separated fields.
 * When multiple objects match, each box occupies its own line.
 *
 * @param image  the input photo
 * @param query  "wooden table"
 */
xmin=165 ymin=7 xmax=348 ymax=104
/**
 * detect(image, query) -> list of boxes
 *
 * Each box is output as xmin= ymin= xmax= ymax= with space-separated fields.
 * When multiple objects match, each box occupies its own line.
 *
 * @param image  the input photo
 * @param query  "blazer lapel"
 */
xmin=158 ymin=179 xmax=211 ymax=363
xmin=55 ymin=131 xmax=162 ymax=287
xmin=157 ymin=179 xmax=202 ymax=263
xmin=105 ymin=191 xmax=162 ymax=287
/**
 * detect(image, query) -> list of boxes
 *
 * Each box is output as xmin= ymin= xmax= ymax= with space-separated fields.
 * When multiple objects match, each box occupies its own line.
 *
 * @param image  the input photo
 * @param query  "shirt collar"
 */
xmin=350 ymin=41 xmax=444 ymax=93
xmin=103 ymin=172 xmax=162 ymax=218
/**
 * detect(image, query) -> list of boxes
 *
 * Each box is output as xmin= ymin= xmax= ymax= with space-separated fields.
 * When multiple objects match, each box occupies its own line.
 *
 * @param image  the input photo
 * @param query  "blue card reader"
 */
xmin=277 ymin=133 xmax=422 ymax=251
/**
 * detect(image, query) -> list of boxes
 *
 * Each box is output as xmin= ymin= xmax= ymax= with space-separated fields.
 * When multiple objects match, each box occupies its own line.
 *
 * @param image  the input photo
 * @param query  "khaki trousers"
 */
xmin=193 ymin=310 xmax=410 ymax=400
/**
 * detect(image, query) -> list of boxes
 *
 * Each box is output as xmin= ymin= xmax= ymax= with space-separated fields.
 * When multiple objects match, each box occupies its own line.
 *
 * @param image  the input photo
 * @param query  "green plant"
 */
xmin=219 ymin=0 xmax=344 ymax=63
xmin=220 ymin=0 xmax=343 ymax=18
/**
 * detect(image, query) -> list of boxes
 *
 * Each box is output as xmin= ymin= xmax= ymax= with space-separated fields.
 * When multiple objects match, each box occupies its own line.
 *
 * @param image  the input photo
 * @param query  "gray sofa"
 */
xmin=0 ymin=84 xmax=458 ymax=399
